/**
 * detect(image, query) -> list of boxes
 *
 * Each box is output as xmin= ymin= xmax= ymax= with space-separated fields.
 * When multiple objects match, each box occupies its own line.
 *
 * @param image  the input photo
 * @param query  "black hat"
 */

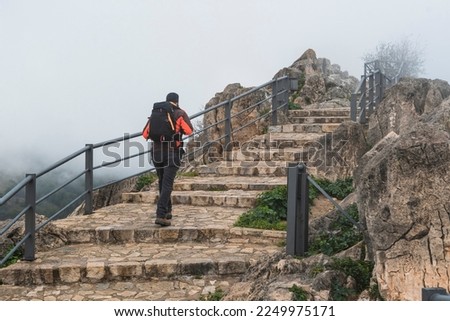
xmin=166 ymin=92 xmax=179 ymax=103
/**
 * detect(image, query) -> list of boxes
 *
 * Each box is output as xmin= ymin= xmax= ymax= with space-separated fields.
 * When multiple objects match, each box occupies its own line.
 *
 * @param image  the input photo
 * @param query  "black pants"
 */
xmin=151 ymin=148 xmax=182 ymax=218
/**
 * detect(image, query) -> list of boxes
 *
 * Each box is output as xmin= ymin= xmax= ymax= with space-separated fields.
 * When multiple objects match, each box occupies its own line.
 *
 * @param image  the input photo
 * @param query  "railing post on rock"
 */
xmin=271 ymin=77 xmax=299 ymax=126
xmin=422 ymin=288 xmax=450 ymax=301
xmin=224 ymin=100 xmax=233 ymax=161
xmin=24 ymin=173 xmax=36 ymax=261
xmin=286 ymin=162 xmax=309 ymax=256
xmin=85 ymin=144 xmax=94 ymax=214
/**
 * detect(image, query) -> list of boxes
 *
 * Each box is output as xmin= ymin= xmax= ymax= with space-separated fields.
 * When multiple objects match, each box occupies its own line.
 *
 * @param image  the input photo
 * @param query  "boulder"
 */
xmin=302 ymin=121 xmax=369 ymax=180
xmin=274 ymin=48 xmax=358 ymax=108
xmin=367 ymin=78 xmax=450 ymax=147
xmin=356 ymin=99 xmax=450 ymax=300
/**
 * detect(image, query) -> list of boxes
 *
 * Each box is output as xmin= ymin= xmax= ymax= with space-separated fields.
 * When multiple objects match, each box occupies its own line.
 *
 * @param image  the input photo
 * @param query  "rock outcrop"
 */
xmin=199 ymin=83 xmax=270 ymax=161
xmin=302 ymin=121 xmax=369 ymax=180
xmin=355 ymin=78 xmax=450 ymax=300
xmin=274 ymin=48 xmax=358 ymax=109
xmin=197 ymin=49 xmax=358 ymax=162
xmin=367 ymin=78 xmax=450 ymax=147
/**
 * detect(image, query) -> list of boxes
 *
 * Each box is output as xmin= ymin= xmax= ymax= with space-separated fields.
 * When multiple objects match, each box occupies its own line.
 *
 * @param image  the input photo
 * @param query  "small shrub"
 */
xmin=288 ymin=102 xmax=301 ymax=110
xmin=234 ymin=206 xmax=287 ymax=230
xmin=327 ymin=257 xmax=374 ymax=294
xmin=308 ymin=204 xmax=362 ymax=256
xmin=369 ymin=283 xmax=384 ymax=301
xmin=135 ymin=173 xmax=157 ymax=191
xmin=289 ymin=284 xmax=309 ymax=301
xmin=309 ymin=264 xmax=325 ymax=277
xmin=177 ymin=171 xmax=199 ymax=177
xmin=199 ymin=288 xmax=225 ymax=301
xmin=312 ymin=177 xmax=353 ymax=200
xmin=234 ymin=177 xmax=354 ymax=232
xmin=255 ymin=186 xmax=287 ymax=219
xmin=0 ymin=245 xmax=23 ymax=268
xmin=329 ymin=279 xmax=357 ymax=301
xmin=234 ymin=186 xmax=288 ymax=230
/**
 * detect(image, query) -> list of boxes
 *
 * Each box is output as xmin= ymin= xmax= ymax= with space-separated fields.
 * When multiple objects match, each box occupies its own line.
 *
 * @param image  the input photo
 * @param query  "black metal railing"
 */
xmin=350 ymin=60 xmax=403 ymax=124
xmin=286 ymin=162 xmax=363 ymax=256
xmin=0 ymin=76 xmax=298 ymax=266
xmin=422 ymin=288 xmax=450 ymax=301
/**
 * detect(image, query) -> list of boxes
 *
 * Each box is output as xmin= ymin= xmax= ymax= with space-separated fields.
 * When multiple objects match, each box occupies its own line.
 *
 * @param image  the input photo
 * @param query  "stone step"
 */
xmin=232 ymin=147 xmax=307 ymax=162
xmin=197 ymin=161 xmax=319 ymax=177
xmin=122 ymin=190 xmax=261 ymax=208
xmin=51 ymin=203 xmax=285 ymax=245
xmin=249 ymin=132 xmax=325 ymax=148
xmin=269 ymin=123 xmax=341 ymax=134
xmin=290 ymin=116 xmax=350 ymax=124
xmin=288 ymin=108 xmax=350 ymax=117
xmin=173 ymin=176 xmax=285 ymax=192
xmin=0 ymin=241 xmax=282 ymax=286
xmin=0 ymin=275 xmax=242 ymax=300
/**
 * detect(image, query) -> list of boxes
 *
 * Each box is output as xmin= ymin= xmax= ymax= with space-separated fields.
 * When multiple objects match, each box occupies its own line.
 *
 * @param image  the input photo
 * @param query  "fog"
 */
xmin=1 ymin=0 xmax=449 ymax=178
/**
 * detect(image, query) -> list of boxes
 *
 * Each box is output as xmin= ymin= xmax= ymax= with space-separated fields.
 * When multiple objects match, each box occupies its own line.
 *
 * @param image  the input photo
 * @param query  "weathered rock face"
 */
xmin=367 ymin=78 xmax=450 ymax=147
xmin=274 ymin=48 xmax=358 ymax=109
xmin=302 ymin=121 xmax=369 ymax=180
xmin=0 ymin=214 xmax=67 ymax=260
xmin=198 ymin=49 xmax=358 ymax=162
xmin=356 ymin=80 xmax=450 ymax=300
xmin=71 ymin=176 xmax=139 ymax=215
xmin=201 ymin=83 xmax=270 ymax=158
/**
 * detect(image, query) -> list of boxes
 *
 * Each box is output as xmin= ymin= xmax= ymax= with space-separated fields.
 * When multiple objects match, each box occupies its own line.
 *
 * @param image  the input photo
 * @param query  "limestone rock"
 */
xmin=367 ymin=78 xmax=450 ymax=147
xmin=356 ymin=113 xmax=450 ymax=300
xmin=274 ymin=48 xmax=358 ymax=108
xmin=0 ymin=214 xmax=67 ymax=260
xmin=199 ymin=83 xmax=270 ymax=162
xmin=303 ymin=121 xmax=369 ymax=180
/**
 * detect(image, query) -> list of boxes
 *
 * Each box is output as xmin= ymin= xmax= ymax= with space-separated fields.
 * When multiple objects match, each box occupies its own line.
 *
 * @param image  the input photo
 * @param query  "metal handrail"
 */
xmin=286 ymin=163 xmax=362 ymax=256
xmin=351 ymin=60 xmax=402 ymax=123
xmin=0 ymin=75 xmax=297 ymax=264
xmin=0 ymin=176 xmax=33 ymax=206
xmin=36 ymin=170 xmax=88 ymax=205
xmin=36 ymin=146 xmax=90 ymax=178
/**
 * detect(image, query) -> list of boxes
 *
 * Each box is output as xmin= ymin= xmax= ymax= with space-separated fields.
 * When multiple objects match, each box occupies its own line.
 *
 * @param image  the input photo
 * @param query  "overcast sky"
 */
xmin=0 ymin=0 xmax=449 ymax=175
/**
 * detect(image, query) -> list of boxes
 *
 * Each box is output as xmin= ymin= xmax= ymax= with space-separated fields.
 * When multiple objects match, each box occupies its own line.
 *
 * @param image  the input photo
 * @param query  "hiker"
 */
xmin=150 ymin=92 xmax=194 ymax=226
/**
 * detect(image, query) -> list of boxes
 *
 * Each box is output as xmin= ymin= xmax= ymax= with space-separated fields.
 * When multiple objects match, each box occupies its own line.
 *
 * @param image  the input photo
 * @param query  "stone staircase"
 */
xmin=0 ymin=107 xmax=350 ymax=301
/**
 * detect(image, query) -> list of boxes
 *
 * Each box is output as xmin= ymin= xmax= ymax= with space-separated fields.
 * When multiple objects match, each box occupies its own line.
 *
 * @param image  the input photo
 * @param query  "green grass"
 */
xmin=234 ymin=177 xmax=354 ymax=232
xmin=177 ymin=171 xmax=199 ymax=178
xmin=327 ymin=257 xmax=374 ymax=300
xmin=307 ymin=204 xmax=362 ymax=256
xmin=135 ymin=173 xmax=157 ymax=191
xmin=289 ymin=284 xmax=309 ymax=301
xmin=0 ymin=245 xmax=23 ymax=268
xmin=199 ymin=288 xmax=225 ymax=301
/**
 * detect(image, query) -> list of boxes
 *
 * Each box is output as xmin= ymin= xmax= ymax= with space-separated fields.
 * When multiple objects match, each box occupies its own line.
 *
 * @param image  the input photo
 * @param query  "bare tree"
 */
xmin=363 ymin=37 xmax=425 ymax=80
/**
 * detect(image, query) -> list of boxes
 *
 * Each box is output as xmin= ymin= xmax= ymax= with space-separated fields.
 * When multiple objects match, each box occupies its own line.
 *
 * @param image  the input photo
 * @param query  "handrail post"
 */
xmin=359 ymin=77 xmax=367 ymax=124
xmin=224 ymin=100 xmax=232 ymax=160
xmin=350 ymin=93 xmax=357 ymax=121
xmin=85 ymin=144 xmax=94 ymax=214
xmin=286 ymin=163 xmax=309 ymax=256
xmin=281 ymin=77 xmax=291 ymax=111
xmin=368 ymin=73 xmax=374 ymax=117
xmin=271 ymin=79 xmax=279 ymax=126
xmin=24 ymin=173 xmax=36 ymax=261
xmin=375 ymin=71 xmax=382 ymax=105
xmin=422 ymin=288 xmax=450 ymax=301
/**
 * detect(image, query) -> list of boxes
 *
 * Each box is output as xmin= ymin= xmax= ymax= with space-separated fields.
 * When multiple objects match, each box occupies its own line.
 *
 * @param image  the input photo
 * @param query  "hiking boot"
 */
xmin=155 ymin=217 xmax=171 ymax=227
xmin=165 ymin=213 xmax=172 ymax=219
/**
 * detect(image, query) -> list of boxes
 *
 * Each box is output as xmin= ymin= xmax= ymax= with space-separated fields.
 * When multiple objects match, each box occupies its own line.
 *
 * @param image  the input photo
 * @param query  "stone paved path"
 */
xmin=0 ymin=203 xmax=285 ymax=301
xmin=0 ymin=107 xmax=348 ymax=301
